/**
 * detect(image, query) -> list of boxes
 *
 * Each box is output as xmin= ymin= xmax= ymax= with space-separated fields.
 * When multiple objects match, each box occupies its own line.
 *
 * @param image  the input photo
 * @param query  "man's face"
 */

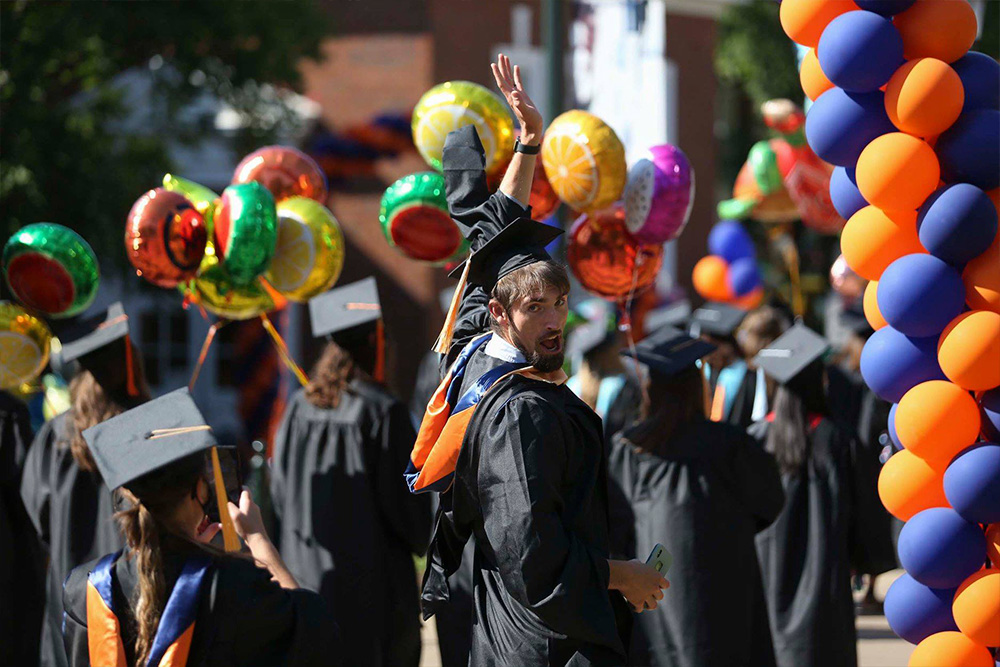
xmin=490 ymin=284 xmax=569 ymax=372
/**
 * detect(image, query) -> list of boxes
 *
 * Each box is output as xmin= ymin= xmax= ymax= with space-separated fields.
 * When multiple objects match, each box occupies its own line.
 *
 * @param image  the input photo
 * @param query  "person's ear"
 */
xmin=196 ymin=477 xmax=210 ymax=507
xmin=488 ymin=298 xmax=508 ymax=328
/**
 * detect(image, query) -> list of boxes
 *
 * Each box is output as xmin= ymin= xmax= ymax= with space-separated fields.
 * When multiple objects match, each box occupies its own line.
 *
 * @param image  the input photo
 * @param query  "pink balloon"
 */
xmin=624 ymin=144 xmax=695 ymax=244
xmin=830 ymin=253 xmax=866 ymax=300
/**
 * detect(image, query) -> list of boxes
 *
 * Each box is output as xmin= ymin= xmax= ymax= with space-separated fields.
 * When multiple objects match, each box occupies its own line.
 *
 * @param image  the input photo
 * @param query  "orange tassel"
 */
xmin=433 ymin=260 xmax=471 ymax=355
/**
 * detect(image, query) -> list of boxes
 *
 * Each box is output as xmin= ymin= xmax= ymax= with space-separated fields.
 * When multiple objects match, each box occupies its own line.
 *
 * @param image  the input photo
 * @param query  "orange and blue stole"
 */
xmin=406 ymin=334 xmax=530 ymax=494
xmin=86 ymin=550 xmax=212 ymax=667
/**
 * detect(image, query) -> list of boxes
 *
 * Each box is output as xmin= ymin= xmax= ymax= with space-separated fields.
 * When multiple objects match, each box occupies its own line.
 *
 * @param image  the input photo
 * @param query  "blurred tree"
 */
xmin=0 ymin=0 xmax=329 ymax=263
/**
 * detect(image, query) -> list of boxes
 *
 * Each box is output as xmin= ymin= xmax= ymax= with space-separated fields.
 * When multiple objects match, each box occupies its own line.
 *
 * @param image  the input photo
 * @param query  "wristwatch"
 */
xmin=514 ymin=138 xmax=541 ymax=155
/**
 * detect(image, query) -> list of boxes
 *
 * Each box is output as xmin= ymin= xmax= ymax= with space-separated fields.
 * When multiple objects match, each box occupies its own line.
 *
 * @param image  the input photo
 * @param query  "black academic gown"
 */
xmin=607 ymin=420 xmax=784 ymax=667
xmin=20 ymin=412 xmax=123 ymax=667
xmin=750 ymin=417 xmax=880 ymax=667
xmin=62 ymin=546 xmax=340 ymax=666
xmin=270 ymin=379 xmax=432 ymax=667
xmin=0 ymin=391 xmax=44 ymax=667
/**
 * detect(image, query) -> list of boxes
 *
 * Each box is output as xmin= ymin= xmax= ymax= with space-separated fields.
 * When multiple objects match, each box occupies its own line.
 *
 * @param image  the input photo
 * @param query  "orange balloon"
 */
xmin=779 ymin=0 xmax=857 ymax=48
xmin=877 ymin=449 xmax=948 ymax=521
xmin=841 ymin=206 xmax=925 ymax=281
xmin=692 ymin=256 xmax=734 ymax=303
xmin=856 ymin=133 xmax=940 ymax=212
xmin=896 ymin=380 xmax=981 ymax=462
xmin=938 ymin=310 xmax=1000 ymax=391
xmin=732 ymin=287 xmax=764 ymax=310
xmin=963 ymin=232 xmax=1000 ymax=314
xmin=986 ymin=524 xmax=1000 ymax=569
xmin=895 ymin=0 xmax=978 ymax=64
xmin=908 ymin=631 xmax=994 ymax=667
xmin=800 ymin=48 xmax=834 ymax=101
xmin=885 ymin=58 xmax=965 ymax=138
xmin=953 ymin=570 xmax=1000 ymax=648
xmin=863 ymin=280 xmax=888 ymax=331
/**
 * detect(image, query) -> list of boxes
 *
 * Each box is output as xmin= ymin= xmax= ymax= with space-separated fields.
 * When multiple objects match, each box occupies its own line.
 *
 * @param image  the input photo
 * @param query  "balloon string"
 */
xmin=621 ymin=254 xmax=645 ymax=382
xmin=189 ymin=321 xmax=226 ymax=392
xmin=259 ymin=314 xmax=309 ymax=388
xmin=374 ymin=319 xmax=386 ymax=384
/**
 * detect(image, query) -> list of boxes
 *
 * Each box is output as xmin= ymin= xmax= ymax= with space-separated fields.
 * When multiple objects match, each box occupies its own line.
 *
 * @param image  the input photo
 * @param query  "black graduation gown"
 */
xmin=61 ymin=546 xmax=340 ymax=666
xmin=0 ymin=391 xmax=44 ymax=667
xmin=270 ymin=380 xmax=432 ymax=667
xmin=20 ymin=412 xmax=123 ymax=667
xmin=750 ymin=417 xmax=877 ymax=667
xmin=607 ymin=420 xmax=784 ymax=667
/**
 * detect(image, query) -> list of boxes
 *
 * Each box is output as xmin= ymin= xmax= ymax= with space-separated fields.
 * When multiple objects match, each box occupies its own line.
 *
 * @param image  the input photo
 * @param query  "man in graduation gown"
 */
xmin=409 ymin=55 xmax=667 ymax=667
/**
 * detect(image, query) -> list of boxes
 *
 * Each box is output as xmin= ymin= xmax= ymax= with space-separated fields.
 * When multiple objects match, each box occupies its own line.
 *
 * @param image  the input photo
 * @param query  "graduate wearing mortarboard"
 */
xmin=60 ymin=389 xmax=340 ymax=666
xmin=407 ymin=55 xmax=667 ymax=667
xmin=268 ymin=277 xmax=433 ymax=667
xmin=607 ymin=326 xmax=784 ymax=667
xmin=20 ymin=303 xmax=151 ymax=667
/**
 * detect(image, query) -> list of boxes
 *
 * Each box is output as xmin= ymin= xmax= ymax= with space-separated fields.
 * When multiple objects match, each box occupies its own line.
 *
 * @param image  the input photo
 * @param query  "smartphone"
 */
xmin=645 ymin=543 xmax=672 ymax=576
xmin=204 ymin=445 xmax=244 ymax=523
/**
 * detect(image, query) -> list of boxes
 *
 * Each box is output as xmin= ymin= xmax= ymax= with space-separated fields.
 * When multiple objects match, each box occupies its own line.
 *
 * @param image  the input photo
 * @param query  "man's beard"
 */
xmin=514 ymin=339 xmax=565 ymax=372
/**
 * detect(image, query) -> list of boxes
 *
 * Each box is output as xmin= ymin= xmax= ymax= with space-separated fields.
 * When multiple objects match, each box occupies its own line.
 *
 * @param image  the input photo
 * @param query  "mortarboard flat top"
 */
xmin=308 ymin=277 xmax=382 ymax=339
xmin=689 ymin=302 xmax=748 ymax=338
xmin=753 ymin=322 xmax=831 ymax=385
xmin=82 ymin=388 xmax=217 ymax=491
xmin=54 ymin=302 xmax=129 ymax=367
xmin=622 ymin=325 xmax=717 ymax=378
xmin=448 ymin=217 xmax=563 ymax=291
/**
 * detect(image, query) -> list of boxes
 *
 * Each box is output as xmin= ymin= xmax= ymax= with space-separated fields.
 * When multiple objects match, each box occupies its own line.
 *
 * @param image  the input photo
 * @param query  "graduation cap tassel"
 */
xmin=432 ymin=259 xmax=471 ymax=355
xmin=124 ymin=333 xmax=139 ymax=398
xmin=259 ymin=314 xmax=309 ymax=388
xmin=210 ymin=446 xmax=241 ymax=552
xmin=374 ymin=319 xmax=386 ymax=384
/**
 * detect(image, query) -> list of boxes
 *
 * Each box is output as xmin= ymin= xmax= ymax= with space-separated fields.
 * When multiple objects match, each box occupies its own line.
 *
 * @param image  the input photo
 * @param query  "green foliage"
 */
xmin=0 ymin=0 xmax=329 ymax=264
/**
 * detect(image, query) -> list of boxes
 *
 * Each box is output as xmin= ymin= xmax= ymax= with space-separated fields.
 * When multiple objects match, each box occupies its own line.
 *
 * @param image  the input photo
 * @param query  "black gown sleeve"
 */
xmin=846 ymin=425 xmax=896 ymax=576
xmin=477 ymin=393 xmax=617 ymax=640
xmin=61 ymin=561 xmax=90 ymax=667
xmin=19 ymin=418 xmax=55 ymax=549
xmin=268 ymin=393 xmax=299 ymax=549
xmin=730 ymin=428 xmax=786 ymax=531
xmin=374 ymin=400 xmax=432 ymax=556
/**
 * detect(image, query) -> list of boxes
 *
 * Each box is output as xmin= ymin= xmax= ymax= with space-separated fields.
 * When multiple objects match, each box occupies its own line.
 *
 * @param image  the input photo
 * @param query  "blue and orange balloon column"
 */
xmin=782 ymin=0 xmax=998 ymax=663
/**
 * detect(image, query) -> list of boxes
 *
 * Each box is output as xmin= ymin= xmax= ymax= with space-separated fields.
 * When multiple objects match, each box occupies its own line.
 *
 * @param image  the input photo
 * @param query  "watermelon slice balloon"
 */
xmin=213 ymin=182 xmax=278 ymax=286
xmin=380 ymin=172 xmax=468 ymax=264
xmin=623 ymin=144 xmax=695 ymax=245
xmin=2 ymin=223 xmax=99 ymax=318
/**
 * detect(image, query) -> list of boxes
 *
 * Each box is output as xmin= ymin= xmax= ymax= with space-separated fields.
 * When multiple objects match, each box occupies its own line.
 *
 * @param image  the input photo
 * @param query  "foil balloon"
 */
xmin=2 ymin=223 xmax=99 ymax=319
xmin=567 ymin=205 xmax=663 ymax=301
xmin=232 ymin=146 xmax=328 ymax=203
xmin=542 ymin=110 xmax=627 ymax=213
xmin=529 ymin=158 xmax=561 ymax=220
xmin=830 ymin=253 xmax=866 ymax=300
xmin=125 ymin=188 xmax=208 ymax=288
xmin=0 ymin=301 xmax=51 ymax=390
xmin=190 ymin=253 xmax=274 ymax=321
xmin=162 ymin=174 xmax=219 ymax=226
xmin=623 ymin=144 xmax=695 ymax=244
xmin=412 ymin=81 xmax=515 ymax=173
xmin=213 ymin=182 xmax=278 ymax=286
xmin=380 ymin=172 xmax=468 ymax=264
xmin=265 ymin=196 xmax=345 ymax=302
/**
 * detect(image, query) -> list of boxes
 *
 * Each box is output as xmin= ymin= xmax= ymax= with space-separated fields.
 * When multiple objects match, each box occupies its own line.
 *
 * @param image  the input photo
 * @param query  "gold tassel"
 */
xmin=432 ymin=259 xmax=471 ymax=355
xmin=211 ymin=447 xmax=241 ymax=553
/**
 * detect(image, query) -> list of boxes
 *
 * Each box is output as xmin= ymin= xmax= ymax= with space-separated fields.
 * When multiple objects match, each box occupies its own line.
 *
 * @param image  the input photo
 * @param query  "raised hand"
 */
xmin=491 ymin=53 xmax=543 ymax=144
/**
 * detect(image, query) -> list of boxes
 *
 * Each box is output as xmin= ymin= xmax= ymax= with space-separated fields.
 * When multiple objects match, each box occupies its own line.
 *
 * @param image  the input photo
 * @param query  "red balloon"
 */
xmin=232 ymin=146 xmax=328 ymax=203
xmin=567 ymin=205 xmax=663 ymax=301
xmin=486 ymin=158 xmax=561 ymax=221
xmin=124 ymin=188 xmax=208 ymax=288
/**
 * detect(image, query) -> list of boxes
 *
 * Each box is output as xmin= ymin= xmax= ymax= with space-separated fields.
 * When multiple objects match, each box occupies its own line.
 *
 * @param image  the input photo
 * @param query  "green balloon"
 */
xmin=163 ymin=173 xmax=219 ymax=229
xmin=215 ymin=182 xmax=277 ymax=286
xmin=2 ymin=223 xmax=99 ymax=318
xmin=379 ymin=172 xmax=468 ymax=265
xmin=748 ymin=141 xmax=783 ymax=196
xmin=717 ymin=198 xmax=755 ymax=220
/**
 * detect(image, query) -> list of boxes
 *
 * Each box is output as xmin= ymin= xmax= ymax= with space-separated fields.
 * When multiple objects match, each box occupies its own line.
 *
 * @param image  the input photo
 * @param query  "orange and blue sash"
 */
xmin=86 ymin=550 xmax=211 ymax=667
xmin=406 ymin=335 xmax=530 ymax=494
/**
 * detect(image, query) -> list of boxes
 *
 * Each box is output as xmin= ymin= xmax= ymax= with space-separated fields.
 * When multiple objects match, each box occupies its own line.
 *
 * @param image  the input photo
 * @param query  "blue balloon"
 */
xmin=877 ymin=255 xmax=966 ymax=338
xmin=728 ymin=257 xmax=761 ymax=297
xmin=898 ymin=507 xmax=987 ymax=589
xmin=854 ymin=0 xmax=916 ymax=16
xmin=708 ymin=220 xmax=755 ymax=263
xmin=951 ymin=52 xmax=1000 ymax=113
xmin=936 ymin=109 xmax=1000 ymax=191
xmin=860 ymin=326 xmax=947 ymax=403
xmin=805 ymin=88 xmax=895 ymax=167
xmin=918 ymin=184 xmax=998 ymax=266
xmin=884 ymin=573 xmax=958 ymax=645
xmin=818 ymin=11 xmax=904 ymax=92
xmin=830 ymin=166 xmax=869 ymax=220
xmin=981 ymin=388 xmax=1000 ymax=441
xmin=944 ymin=443 xmax=1000 ymax=524
xmin=888 ymin=402 xmax=903 ymax=450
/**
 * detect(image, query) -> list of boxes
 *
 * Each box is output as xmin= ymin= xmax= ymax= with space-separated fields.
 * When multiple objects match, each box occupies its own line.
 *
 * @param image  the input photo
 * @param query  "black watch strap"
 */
xmin=514 ymin=138 xmax=541 ymax=155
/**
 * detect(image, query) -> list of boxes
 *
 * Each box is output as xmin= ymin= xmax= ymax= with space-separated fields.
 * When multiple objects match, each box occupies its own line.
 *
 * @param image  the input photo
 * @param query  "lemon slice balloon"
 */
xmin=542 ymin=110 xmax=626 ymax=213
xmin=0 ymin=301 xmax=52 ymax=390
xmin=266 ymin=197 xmax=345 ymax=302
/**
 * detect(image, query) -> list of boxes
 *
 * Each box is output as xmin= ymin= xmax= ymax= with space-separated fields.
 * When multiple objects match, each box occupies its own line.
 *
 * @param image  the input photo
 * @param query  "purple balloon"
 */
xmin=898 ymin=507 xmax=987 ymax=588
xmin=917 ymin=184 xmax=998 ymax=266
xmin=944 ymin=443 xmax=1000 ymax=524
xmin=884 ymin=573 xmax=958 ymax=645
xmin=951 ymin=52 xmax=1000 ymax=113
xmin=981 ymin=388 xmax=1000 ymax=441
xmin=876 ymin=254 xmax=966 ymax=338
xmin=854 ymin=0 xmax=916 ymax=16
xmin=830 ymin=166 xmax=869 ymax=220
xmin=888 ymin=402 xmax=903 ymax=450
xmin=818 ymin=11 xmax=904 ymax=92
xmin=623 ymin=144 xmax=694 ymax=244
xmin=805 ymin=88 xmax=895 ymax=167
xmin=708 ymin=220 xmax=755 ymax=264
xmin=728 ymin=257 xmax=761 ymax=297
xmin=937 ymin=109 xmax=1000 ymax=191
xmin=860 ymin=326 xmax=947 ymax=403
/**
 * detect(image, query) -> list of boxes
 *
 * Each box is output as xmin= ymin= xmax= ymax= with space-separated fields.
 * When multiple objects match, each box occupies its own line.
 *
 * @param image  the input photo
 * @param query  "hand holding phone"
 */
xmin=646 ymin=543 xmax=672 ymax=576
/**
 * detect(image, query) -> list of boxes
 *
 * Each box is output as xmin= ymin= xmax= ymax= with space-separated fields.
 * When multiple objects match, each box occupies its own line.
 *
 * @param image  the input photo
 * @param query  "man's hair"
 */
xmin=490 ymin=260 xmax=570 ymax=331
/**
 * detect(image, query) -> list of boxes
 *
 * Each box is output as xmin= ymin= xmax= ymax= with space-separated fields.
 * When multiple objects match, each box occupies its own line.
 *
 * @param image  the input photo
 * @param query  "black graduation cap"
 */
xmin=82 ymin=387 xmax=216 ymax=491
xmin=753 ymin=322 xmax=830 ymax=385
xmin=567 ymin=320 xmax=617 ymax=359
xmin=621 ymin=325 xmax=717 ymax=378
xmin=308 ymin=277 xmax=382 ymax=339
xmin=689 ymin=302 xmax=748 ymax=338
xmin=447 ymin=217 xmax=562 ymax=290
xmin=52 ymin=302 xmax=138 ymax=393
xmin=643 ymin=299 xmax=692 ymax=336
